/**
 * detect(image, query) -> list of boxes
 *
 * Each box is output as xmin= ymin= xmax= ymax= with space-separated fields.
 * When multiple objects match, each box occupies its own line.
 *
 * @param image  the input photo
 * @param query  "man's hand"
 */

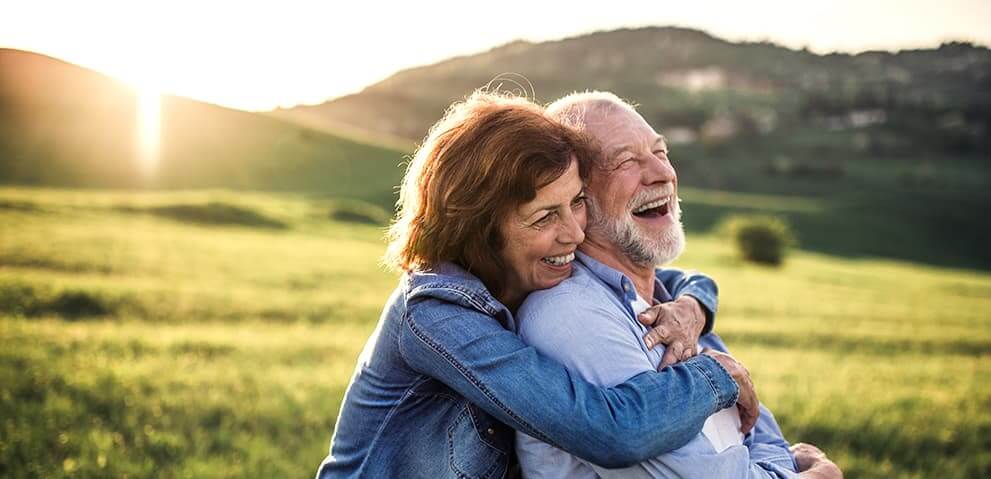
xmin=638 ymin=296 xmax=706 ymax=368
xmin=792 ymin=443 xmax=843 ymax=479
xmin=701 ymin=349 xmax=759 ymax=433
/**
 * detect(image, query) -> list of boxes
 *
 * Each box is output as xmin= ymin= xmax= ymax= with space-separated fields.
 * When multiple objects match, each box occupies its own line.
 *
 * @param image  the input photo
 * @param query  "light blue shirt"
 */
xmin=515 ymin=252 xmax=799 ymax=479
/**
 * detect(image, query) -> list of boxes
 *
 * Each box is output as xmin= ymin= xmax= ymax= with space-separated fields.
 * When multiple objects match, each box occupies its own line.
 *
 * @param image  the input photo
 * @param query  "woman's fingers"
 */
xmin=736 ymin=372 xmax=759 ymax=433
xmin=702 ymin=349 xmax=760 ymax=433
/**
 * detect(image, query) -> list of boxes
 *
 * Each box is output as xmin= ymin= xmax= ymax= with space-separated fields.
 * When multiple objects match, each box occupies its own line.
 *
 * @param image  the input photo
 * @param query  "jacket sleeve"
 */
xmin=656 ymin=268 xmax=719 ymax=335
xmin=398 ymin=297 xmax=739 ymax=468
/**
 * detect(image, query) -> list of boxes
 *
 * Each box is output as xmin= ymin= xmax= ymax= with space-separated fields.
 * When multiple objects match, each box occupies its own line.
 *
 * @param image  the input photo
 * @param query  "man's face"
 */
xmin=583 ymin=106 xmax=685 ymax=266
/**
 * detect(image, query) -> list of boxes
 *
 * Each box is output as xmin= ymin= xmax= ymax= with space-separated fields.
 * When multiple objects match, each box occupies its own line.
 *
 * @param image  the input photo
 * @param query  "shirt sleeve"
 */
xmin=398 ymin=295 xmax=740 ymax=468
xmin=656 ymin=268 xmax=719 ymax=335
xmin=703 ymin=334 xmax=799 ymax=473
xmin=516 ymin=291 xmax=799 ymax=479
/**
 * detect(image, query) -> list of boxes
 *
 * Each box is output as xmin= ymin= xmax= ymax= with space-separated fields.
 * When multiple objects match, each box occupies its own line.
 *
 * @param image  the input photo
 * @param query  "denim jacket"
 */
xmin=316 ymin=262 xmax=738 ymax=479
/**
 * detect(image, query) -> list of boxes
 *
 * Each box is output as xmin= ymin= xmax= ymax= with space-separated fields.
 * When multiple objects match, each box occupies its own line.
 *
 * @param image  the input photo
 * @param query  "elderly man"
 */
xmin=514 ymin=92 xmax=842 ymax=479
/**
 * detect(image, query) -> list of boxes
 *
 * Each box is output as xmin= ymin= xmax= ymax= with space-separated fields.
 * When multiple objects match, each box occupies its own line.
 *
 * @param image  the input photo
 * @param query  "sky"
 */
xmin=3 ymin=0 xmax=989 ymax=111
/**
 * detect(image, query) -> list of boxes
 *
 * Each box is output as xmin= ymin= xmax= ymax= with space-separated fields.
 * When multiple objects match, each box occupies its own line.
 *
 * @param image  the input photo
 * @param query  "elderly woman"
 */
xmin=315 ymin=92 xmax=748 ymax=479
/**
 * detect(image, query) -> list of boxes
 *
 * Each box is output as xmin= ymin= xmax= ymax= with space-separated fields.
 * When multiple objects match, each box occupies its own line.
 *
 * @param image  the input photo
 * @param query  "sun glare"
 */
xmin=136 ymin=86 xmax=161 ymax=178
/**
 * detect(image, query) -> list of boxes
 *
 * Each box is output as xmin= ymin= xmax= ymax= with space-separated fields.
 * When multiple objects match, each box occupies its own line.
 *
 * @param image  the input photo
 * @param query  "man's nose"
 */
xmin=645 ymin=152 xmax=676 ymax=185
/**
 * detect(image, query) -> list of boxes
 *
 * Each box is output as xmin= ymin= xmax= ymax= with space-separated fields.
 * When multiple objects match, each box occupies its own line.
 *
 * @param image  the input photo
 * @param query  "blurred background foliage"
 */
xmin=1 ymin=26 xmax=989 ymax=479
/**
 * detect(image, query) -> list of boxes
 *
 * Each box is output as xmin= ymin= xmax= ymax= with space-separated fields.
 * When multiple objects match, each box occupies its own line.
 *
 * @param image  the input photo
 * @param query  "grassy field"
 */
xmin=1 ymin=188 xmax=989 ymax=478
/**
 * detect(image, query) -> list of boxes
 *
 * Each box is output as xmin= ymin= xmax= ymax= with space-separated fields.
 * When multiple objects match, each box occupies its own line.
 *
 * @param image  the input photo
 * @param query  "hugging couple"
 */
xmin=316 ymin=90 xmax=842 ymax=479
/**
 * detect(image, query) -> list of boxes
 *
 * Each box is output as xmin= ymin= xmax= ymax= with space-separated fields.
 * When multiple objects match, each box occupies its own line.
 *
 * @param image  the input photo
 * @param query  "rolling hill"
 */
xmin=0 ymin=49 xmax=407 ymax=207
xmin=276 ymin=27 xmax=991 ymax=155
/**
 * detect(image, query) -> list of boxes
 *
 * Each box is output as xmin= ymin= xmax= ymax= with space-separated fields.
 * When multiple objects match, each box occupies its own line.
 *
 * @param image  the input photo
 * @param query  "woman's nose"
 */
xmin=559 ymin=212 xmax=585 ymax=245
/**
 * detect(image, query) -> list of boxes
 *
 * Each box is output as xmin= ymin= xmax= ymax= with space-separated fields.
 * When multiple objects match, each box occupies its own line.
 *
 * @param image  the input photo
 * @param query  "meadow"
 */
xmin=1 ymin=187 xmax=989 ymax=478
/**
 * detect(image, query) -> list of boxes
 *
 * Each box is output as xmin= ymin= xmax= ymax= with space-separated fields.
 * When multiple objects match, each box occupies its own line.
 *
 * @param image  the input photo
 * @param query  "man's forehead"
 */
xmin=583 ymin=106 xmax=644 ymax=128
xmin=585 ymin=109 xmax=657 ymax=139
xmin=592 ymin=125 xmax=666 ymax=156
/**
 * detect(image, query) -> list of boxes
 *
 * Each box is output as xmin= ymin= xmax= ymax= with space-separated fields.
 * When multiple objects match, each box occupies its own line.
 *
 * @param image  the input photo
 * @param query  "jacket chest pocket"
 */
xmin=447 ymin=404 xmax=512 ymax=479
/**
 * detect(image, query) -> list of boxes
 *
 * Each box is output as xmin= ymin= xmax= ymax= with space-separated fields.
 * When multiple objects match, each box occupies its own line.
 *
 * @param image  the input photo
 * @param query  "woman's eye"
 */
xmin=533 ymin=213 xmax=554 ymax=227
xmin=572 ymin=195 xmax=586 ymax=208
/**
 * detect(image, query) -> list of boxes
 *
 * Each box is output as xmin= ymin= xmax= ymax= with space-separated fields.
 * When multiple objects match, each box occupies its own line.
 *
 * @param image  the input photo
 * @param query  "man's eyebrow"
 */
xmin=653 ymin=135 xmax=668 ymax=149
xmin=607 ymin=136 xmax=666 ymax=158
xmin=607 ymin=144 xmax=634 ymax=158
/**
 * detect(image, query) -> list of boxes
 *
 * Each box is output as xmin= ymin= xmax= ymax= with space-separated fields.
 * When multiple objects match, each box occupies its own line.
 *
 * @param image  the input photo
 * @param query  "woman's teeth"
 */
xmin=542 ymin=252 xmax=575 ymax=266
xmin=632 ymin=196 xmax=670 ymax=214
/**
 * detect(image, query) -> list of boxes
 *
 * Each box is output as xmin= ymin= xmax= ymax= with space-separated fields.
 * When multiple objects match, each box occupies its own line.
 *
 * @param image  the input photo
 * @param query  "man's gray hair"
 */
xmin=545 ymin=91 xmax=639 ymax=134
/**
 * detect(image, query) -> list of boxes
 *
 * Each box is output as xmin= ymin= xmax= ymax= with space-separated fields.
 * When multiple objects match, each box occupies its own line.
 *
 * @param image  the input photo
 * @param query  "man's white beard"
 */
xmin=589 ymin=197 xmax=685 ymax=267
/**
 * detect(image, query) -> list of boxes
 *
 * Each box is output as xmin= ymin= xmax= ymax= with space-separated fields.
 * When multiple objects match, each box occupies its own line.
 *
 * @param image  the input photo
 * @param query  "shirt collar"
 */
xmin=575 ymin=251 xmax=673 ymax=304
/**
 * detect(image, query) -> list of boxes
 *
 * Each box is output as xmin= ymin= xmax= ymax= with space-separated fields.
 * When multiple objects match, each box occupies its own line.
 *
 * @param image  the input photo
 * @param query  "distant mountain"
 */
xmin=278 ymin=27 xmax=991 ymax=155
xmin=0 ymin=49 xmax=406 ymax=206
xmin=274 ymin=27 xmax=991 ymax=270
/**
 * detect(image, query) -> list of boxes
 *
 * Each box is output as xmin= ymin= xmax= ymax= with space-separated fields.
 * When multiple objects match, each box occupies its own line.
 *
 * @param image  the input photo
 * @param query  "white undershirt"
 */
xmin=632 ymin=294 xmax=744 ymax=453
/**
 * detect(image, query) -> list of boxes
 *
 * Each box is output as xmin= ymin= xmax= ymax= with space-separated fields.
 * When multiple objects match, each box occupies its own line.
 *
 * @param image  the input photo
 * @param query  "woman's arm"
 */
xmin=398 ymin=297 xmax=740 ymax=468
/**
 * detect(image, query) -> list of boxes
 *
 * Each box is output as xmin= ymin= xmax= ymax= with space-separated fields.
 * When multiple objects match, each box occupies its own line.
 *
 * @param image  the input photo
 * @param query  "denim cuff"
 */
xmin=686 ymin=354 xmax=739 ymax=411
xmin=681 ymin=293 xmax=717 ymax=335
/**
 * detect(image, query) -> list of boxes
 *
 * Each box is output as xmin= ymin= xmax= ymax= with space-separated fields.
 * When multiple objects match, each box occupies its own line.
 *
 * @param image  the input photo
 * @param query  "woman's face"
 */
xmin=498 ymin=159 xmax=587 ymax=306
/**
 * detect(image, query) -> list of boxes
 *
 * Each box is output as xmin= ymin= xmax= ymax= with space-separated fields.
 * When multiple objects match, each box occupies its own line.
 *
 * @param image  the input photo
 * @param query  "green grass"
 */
xmin=1 ymin=188 xmax=989 ymax=478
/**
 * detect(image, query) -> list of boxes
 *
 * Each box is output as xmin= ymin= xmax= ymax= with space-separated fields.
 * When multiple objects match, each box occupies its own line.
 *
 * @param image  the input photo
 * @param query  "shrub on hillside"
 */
xmin=0 ymin=282 xmax=118 ymax=319
xmin=327 ymin=199 xmax=390 ymax=225
xmin=119 ymin=202 xmax=287 ymax=229
xmin=719 ymin=214 xmax=796 ymax=266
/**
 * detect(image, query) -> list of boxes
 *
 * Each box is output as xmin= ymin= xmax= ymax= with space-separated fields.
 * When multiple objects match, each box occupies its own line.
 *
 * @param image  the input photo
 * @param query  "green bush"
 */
xmin=326 ymin=199 xmax=390 ymax=225
xmin=0 ymin=281 xmax=125 ymax=319
xmin=720 ymin=214 xmax=796 ymax=266
xmin=118 ymin=202 xmax=287 ymax=229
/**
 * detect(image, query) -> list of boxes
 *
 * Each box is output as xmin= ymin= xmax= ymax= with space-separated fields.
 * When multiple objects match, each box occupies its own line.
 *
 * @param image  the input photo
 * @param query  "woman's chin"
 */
xmin=534 ymin=261 xmax=573 ymax=290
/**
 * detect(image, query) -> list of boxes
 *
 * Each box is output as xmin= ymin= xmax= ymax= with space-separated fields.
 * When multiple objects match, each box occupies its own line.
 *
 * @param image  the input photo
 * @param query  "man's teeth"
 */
xmin=632 ymin=197 xmax=670 ymax=214
xmin=542 ymin=252 xmax=575 ymax=266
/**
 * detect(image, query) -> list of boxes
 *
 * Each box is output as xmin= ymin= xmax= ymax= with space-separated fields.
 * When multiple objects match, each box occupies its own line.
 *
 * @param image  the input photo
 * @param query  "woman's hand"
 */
xmin=792 ymin=443 xmax=843 ymax=479
xmin=638 ymin=296 xmax=706 ymax=368
xmin=701 ymin=349 xmax=760 ymax=433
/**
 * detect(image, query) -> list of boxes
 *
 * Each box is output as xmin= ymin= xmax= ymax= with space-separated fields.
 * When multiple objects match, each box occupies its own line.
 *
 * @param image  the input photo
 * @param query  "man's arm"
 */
xmin=516 ymin=291 xmax=798 ymax=479
xmin=515 ymin=292 xmax=664 ymax=478
xmin=398 ymin=296 xmax=739 ymax=468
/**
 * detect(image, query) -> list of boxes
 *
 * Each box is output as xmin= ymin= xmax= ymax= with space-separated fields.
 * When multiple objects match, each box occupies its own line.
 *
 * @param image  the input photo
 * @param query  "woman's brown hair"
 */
xmin=385 ymin=91 xmax=595 ymax=296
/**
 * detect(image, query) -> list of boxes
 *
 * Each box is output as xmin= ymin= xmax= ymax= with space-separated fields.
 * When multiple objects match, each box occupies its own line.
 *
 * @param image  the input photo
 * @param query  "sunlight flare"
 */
xmin=136 ymin=86 xmax=161 ymax=178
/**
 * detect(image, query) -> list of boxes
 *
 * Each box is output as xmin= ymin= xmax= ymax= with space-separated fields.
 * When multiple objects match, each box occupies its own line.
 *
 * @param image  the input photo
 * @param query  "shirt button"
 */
xmin=487 ymin=428 xmax=496 ymax=435
xmin=623 ymin=283 xmax=630 ymax=291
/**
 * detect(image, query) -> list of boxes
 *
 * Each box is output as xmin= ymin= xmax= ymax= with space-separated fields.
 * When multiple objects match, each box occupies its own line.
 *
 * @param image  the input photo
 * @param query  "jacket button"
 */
xmin=487 ymin=428 xmax=496 ymax=435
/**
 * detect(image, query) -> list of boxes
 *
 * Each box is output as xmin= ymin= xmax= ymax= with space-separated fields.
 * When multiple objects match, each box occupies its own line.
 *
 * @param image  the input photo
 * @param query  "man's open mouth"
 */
xmin=632 ymin=196 xmax=670 ymax=218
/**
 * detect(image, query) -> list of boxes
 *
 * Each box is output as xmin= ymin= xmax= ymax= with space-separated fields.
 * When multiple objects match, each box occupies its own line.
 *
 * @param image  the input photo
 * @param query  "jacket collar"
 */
xmin=405 ymin=262 xmax=515 ymax=330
